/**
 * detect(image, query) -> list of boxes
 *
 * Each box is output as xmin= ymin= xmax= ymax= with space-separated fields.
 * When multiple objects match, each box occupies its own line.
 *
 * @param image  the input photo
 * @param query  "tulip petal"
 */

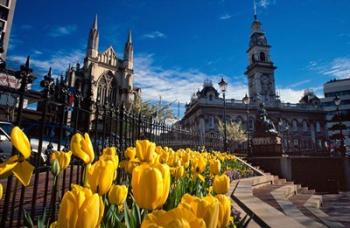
xmin=10 ymin=127 xmax=31 ymax=159
xmin=12 ymin=160 xmax=34 ymax=186
xmin=57 ymin=191 xmax=79 ymax=228
xmin=76 ymin=193 xmax=100 ymax=228
xmin=0 ymin=155 xmax=19 ymax=176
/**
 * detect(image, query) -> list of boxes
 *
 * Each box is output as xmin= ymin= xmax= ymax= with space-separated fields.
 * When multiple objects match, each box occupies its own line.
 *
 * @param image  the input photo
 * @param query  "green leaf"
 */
xmin=23 ymin=209 xmax=34 ymax=228
xmin=132 ymin=201 xmax=142 ymax=226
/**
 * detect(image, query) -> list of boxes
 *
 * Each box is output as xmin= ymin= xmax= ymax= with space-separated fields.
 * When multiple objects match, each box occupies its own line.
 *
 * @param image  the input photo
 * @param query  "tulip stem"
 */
xmin=49 ymin=175 xmax=58 ymax=223
xmin=83 ymin=164 xmax=91 ymax=186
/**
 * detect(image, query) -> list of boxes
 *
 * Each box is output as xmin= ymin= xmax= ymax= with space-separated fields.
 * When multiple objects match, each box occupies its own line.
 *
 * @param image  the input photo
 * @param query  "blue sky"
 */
xmin=7 ymin=0 xmax=350 ymax=116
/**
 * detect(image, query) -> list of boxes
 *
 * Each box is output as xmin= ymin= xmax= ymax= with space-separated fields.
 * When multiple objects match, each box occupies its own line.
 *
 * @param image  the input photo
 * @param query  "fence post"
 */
xmin=119 ymin=104 xmax=124 ymax=153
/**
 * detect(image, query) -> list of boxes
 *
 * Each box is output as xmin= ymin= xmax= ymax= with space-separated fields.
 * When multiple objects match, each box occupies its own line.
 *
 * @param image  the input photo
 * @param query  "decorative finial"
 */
xmin=128 ymin=30 xmax=132 ymax=43
xmin=253 ymin=0 xmax=257 ymax=20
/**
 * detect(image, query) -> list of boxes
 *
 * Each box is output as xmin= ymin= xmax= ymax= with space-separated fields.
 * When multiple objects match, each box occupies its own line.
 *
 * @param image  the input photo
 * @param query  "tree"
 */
xmin=217 ymin=119 xmax=247 ymax=143
xmin=131 ymin=93 xmax=174 ymax=122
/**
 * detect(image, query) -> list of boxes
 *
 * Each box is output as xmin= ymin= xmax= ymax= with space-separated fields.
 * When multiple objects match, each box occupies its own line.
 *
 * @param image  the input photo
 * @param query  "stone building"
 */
xmin=322 ymin=78 xmax=350 ymax=153
xmin=65 ymin=16 xmax=137 ymax=110
xmin=181 ymin=15 xmax=328 ymax=154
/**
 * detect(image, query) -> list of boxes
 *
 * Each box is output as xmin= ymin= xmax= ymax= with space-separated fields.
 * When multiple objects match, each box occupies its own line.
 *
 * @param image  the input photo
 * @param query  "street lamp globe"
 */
xmin=242 ymin=94 xmax=250 ymax=105
xmin=334 ymin=95 xmax=341 ymax=106
xmin=218 ymin=77 xmax=228 ymax=93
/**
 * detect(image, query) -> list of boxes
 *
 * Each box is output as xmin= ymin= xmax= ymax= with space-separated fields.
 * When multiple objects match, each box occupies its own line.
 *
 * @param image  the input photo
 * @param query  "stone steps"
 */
xmin=233 ymin=158 xmax=349 ymax=227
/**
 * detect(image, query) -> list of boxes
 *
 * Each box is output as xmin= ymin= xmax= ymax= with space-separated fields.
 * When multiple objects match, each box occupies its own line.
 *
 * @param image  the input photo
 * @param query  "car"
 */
xmin=0 ymin=121 xmax=60 ymax=162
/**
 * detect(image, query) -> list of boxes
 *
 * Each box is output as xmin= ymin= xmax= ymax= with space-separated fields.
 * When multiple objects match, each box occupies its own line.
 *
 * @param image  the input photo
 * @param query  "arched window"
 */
xmin=251 ymin=54 xmax=256 ymax=63
xmin=97 ymin=76 xmax=107 ymax=104
xmin=292 ymin=120 xmax=298 ymax=132
xmin=303 ymin=121 xmax=308 ymax=132
xmin=260 ymin=52 xmax=266 ymax=62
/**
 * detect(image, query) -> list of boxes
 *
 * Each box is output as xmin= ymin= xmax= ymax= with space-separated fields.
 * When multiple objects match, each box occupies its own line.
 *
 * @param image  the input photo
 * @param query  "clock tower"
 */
xmin=245 ymin=14 xmax=278 ymax=105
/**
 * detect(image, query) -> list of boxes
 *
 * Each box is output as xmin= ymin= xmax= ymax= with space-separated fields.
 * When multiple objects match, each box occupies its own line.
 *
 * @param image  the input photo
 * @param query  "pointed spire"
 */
xmin=93 ymin=14 xmax=98 ymax=30
xmin=47 ymin=67 xmax=52 ymax=79
xmin=25 ymin=56 xmax=30 ymax=68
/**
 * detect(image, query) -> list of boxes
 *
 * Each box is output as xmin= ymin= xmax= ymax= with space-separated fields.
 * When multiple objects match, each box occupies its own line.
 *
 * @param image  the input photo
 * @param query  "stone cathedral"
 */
xmin=65 ymin=16 xmax=138 ymax=109
xmin=181 ymin=14 xmax=328 ymax=154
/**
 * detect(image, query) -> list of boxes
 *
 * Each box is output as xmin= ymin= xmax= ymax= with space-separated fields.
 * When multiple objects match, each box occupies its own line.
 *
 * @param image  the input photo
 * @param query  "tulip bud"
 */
xmin=213 ymin=174 xmax=230 ymax=194
xmin=173 ymin=166 xmax=184 ymax=180
xmin=132 ymin=163 xmax=170 ymax=210
xmin=87 ymin=159 xmax=116 ymax=195
xmin=53 ymin=185 xmax=104 ymax=227
xmin=108 ymin=185 xmax=128 ymax=205
xmin=51 ymin=159 xmax=61 ymax=176
xmin=136 ymin=140 xmax=156 ymax=162
xmin=210 ymin=160 xmax=221 ymax=175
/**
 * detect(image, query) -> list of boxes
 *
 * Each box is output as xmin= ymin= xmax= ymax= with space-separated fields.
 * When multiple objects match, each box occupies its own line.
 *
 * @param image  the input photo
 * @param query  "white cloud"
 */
xmin=219 ymin=14 xmax=232 ymax=20
xmin=277 ymin=88 xmax=304 ymax=103
xmin=321 ymin=58 xmax=350 ymax=79
xmin=309 ymin=57 xmax=350 ymax=79
xmin=258 ymin=0 xmax=275 ymax=8
xmin=49 ymin=25 xmax=77 ymax=37
xmin=142 ymin=31 xmax=166 ymax=39
xmin=134 ymin=54 xmax=247 ymax=104
xmin=33 ymin=50 xmax=43 ymax=55
xmin=8 ymin=49 xmax=85 ymax=75
xmin=289 ymin=79 xmax=311 ymax=88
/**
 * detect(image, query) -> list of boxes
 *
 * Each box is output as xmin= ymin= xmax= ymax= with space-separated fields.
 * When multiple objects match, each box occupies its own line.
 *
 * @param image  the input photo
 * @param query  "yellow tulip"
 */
xmin=135 ymin=140 xmax=156 ymax=162
xmin=213 ymin=174 xmax=230 ymax=194
xmin=141 ymin=204 xmax=206 ymax=228
xmin=108 ymin=185 xmax=128 ymax=205
xmin=0 ymin=183 xmax=3 ymax=200
xmin=100 ymin=147 xmax=119 ymax=169
xmin=132 ymin=162 xmax=170 ymax=209
xmin=216 ymin=194 xmax=231 ymax=228
xmin=53 ymin=184 xmax=104 ymax=228
xmin=51 ymin=151 xmax=72 ymax=173
xmin=179 ymin=194 xmax=220 ymax=228
xmin=119 ymin=159 xmax=139 ymax=174
xmin=0 ymin=127 xmax=34 ymax=186
xmin=87 ymin=159 xmax=116 ymax=195
xmin=11 ymin=126 xmax=31 ymax=159
xmin=70 ymin=133 xmax=94 ymax=164
xmin=124 ymin=147 xmax=136 ymax=160
xmin=192 ymin=157 xmax=207 ymax=174
xmin=210 ymin=159 xmax=221 ymax=175
xmin=173 ymin=166 xmax=185 ymax=180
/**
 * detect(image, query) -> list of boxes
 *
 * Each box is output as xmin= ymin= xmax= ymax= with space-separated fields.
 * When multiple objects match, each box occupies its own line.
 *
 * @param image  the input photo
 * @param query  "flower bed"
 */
xmin=0 ymin=127 xmax=256 ymax=227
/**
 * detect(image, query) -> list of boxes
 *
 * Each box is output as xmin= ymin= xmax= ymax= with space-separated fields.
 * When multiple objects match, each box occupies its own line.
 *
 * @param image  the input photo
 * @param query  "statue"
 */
xmin=254 ymin=103 xmax=278 ymax=137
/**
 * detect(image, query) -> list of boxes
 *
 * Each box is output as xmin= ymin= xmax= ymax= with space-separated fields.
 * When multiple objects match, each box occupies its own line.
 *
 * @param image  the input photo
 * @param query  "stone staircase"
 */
xmin=229 ymin=159 xmax=348 ymax=227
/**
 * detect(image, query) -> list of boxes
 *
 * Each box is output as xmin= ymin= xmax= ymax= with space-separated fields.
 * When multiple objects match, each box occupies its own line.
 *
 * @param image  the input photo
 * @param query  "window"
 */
xmin=292 ymin=120 xmax=298 ymax=132
xmin=260 ymin=52 xmax=266 ymax=62
xmin=316 ymin=122 xmax=321 ymax=132
xmin=302 ymin=121 xmax=308 ymax=132
xmin=209 ymin=94 xmax=213 ymax=101
xmin=209 ymin=116 xmax=214 ymax=129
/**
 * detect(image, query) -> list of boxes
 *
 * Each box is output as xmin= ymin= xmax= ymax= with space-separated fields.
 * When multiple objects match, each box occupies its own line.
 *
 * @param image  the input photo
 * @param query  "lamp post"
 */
xmin=242 ymin=94 xmax=251 ymax=155
xmin=334 ymin=96 xmax=345 ymax=155
xmin=218 ymin=77 xmax=228 ymax=152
